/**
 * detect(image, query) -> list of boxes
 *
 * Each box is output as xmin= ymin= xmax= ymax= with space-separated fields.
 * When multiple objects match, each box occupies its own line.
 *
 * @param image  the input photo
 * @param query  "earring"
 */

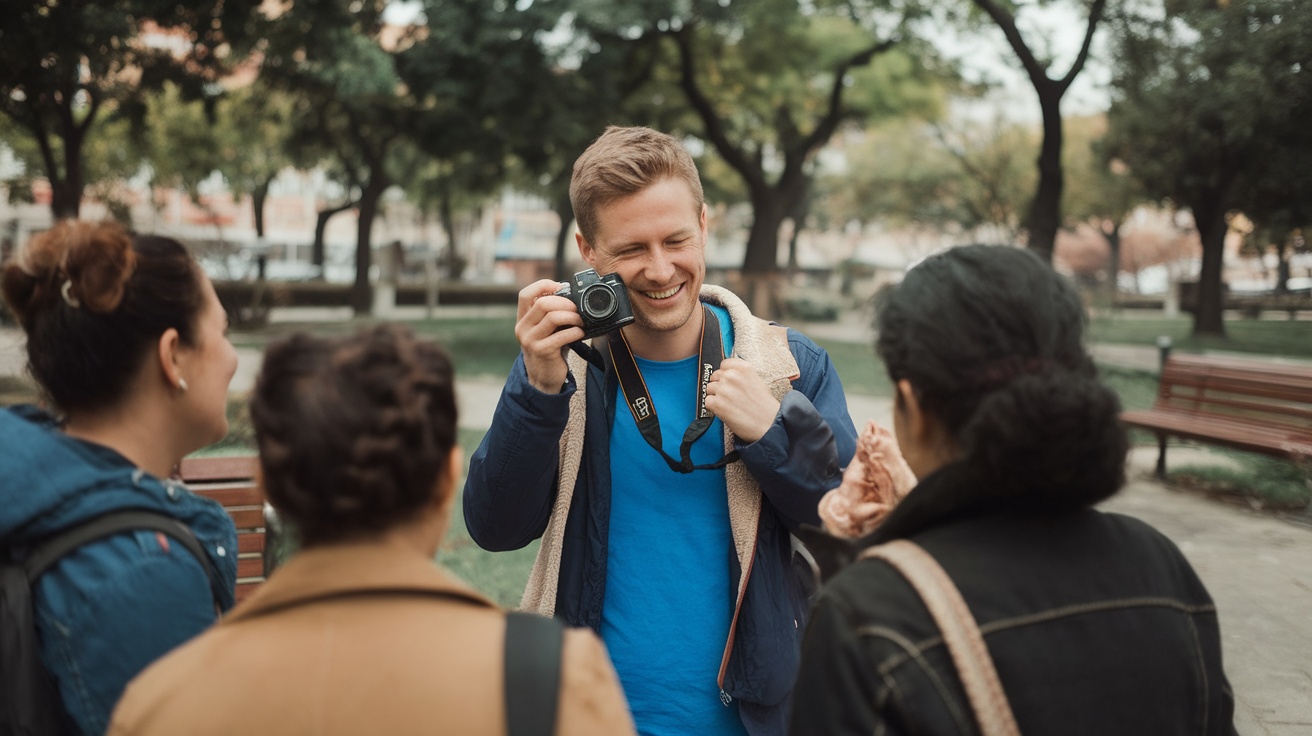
xmin=178 ymin=378 xmax=189 ymax=393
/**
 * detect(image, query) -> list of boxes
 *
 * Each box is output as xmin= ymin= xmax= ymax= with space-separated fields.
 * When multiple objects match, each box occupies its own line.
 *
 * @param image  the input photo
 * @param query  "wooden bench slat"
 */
xmin=237 ymin=533 xmax=265 ymax=555
xmin=236 ymin=556 xmax=265 ymax=579
xmin=178 ymin=455 xmax=260 ymax=483
xmin=225 ymin=507 xmax=265 ymax=531
xmin=235 ymin=582 xmax=260 ymax=603
xmin=191 ymin=484 xmax=264 ymax=508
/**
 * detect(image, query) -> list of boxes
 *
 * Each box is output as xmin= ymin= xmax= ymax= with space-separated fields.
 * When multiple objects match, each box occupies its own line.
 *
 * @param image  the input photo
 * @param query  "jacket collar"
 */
xmin=225 ymin=538 xmax=495 ymax=624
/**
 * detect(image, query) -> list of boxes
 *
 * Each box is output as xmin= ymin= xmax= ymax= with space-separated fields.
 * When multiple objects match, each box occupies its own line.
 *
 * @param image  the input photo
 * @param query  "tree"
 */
xmin=1062 ymin=113 xmax=1147 ymax=300
xmin=966 ymin=0 xmax=1107 ymax=262
xmin=929 ymin=116 xmax=1038 ymax=242
xmin=213 ymin=84 xmax=297 ymax=240
xmin=141 ymin=83 xmax=225 ymax=220
xmin=260 ymin=2 xmax=414 ymax=313
xmin=1105 ymin=0 xmax=1311 ymax=336
xmin=0 ymin=0 xmax=258 ymax=219
xmin=401 ymin=0 xmax=608 ymax=282
xmin=814 ymin=116 xmax=1033 ymax=247
xmin=637 ymin=0 xmax=944 ymax=312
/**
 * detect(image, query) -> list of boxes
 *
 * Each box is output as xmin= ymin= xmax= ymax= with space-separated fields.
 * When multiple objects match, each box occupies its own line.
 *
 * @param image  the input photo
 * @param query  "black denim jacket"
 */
xmin=789 ymin=463 xmax=1237 ymax=736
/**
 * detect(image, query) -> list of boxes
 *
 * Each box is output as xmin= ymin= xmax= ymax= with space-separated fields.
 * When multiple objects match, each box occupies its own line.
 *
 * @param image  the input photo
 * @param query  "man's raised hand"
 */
xmin=515 ymin=279 xmax=585 ymax=394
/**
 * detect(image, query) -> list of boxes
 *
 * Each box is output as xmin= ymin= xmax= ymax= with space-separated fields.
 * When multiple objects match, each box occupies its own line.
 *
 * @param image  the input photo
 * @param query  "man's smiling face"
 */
xmin=577 ymin=177 xmax=707 ymax=347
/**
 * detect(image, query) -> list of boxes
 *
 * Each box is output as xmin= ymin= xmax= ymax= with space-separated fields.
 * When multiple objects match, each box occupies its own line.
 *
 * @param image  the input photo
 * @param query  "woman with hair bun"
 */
xmin=0 ymin=220 xmax=239 ymax=735
xmin=789 ymin=245 xmax=1235 ymax=735
xmin=108 ymin=325 xmax=636 ymax=736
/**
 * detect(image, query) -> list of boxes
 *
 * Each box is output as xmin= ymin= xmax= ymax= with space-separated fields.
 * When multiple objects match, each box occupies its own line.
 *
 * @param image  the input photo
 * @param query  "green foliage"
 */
xmin=816 ymin=115 xmax=1036 ymax=237
xmin=0 ymin=0 xmax=260 ymax=217
xmin=1105 ymin=0 xmax=1312 ymax=332
xmin=143 ymin=83 xmax=224 ymax=198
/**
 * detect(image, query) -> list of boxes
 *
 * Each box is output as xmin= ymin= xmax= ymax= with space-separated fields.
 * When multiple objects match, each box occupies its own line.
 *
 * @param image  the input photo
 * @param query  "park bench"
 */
xmin=176 ymin=455 xmax=270 ymax=603
xmin=1120 ymin=354 xmax=1312 ymax=477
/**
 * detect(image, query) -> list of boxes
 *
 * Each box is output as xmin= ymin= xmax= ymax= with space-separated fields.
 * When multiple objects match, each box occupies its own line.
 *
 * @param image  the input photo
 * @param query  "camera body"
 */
xmin=555 ymin=268 xmax=635 ymax=339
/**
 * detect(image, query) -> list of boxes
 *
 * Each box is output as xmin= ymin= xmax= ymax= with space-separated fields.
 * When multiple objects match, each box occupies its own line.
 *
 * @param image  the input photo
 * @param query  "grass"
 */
xmin=1086 ymin=314 xmax=1312 ymax=359
xmin=812 ymin=338 xmax=892 ymax=397
xmin=440 ymin=427 xmax=539 ymax=608
xmin=1170 ymin=450 xmax=1312 ymax=512
xmin=232 ymin=316 xmax=521 ymax=380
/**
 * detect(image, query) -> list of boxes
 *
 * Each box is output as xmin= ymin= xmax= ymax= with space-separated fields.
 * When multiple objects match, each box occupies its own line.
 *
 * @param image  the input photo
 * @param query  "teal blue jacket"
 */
xmin=0 ymin=406 xmax=237 ymax=735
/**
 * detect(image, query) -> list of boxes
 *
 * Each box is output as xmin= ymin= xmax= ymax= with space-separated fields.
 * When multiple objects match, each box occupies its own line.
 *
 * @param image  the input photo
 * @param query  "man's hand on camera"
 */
xmin=516 ymin=279 xmax=584 ymax=394
xmin=704 ymin=358 xmax=780 ymax=443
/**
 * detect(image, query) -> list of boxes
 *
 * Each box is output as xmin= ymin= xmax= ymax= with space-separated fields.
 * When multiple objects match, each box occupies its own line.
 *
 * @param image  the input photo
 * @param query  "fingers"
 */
xmin=516 ymin=279 xmax=585 ymax=393
xmin=517 ymin=279 xmax=568 ymax=320
xmin=515 ymin=280 xmax=583 ymax=350
xmin=704 ymin=358 xmax=780 ymax=443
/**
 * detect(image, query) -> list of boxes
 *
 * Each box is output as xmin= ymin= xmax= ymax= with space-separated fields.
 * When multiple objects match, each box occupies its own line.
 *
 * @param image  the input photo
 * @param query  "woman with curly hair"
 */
xmin=109 ymin=325 xmax=636 ymax=736
xmin=790 ymin=245 xmax=1235 ymax=735
xmin=0 ymin=220 xmax=239 ymax=735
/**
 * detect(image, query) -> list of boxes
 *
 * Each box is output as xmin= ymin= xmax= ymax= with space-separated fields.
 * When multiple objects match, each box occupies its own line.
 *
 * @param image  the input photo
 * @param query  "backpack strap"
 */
xmin=24 ymin=510 xmax=219 ymax=604
xmin=504 ymin=611 xmax=563 ymax=736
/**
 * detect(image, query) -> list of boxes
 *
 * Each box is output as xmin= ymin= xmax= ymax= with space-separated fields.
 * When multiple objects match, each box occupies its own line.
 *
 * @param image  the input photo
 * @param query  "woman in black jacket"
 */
xmin=789 ymin=245 xmax=1235 ymax=735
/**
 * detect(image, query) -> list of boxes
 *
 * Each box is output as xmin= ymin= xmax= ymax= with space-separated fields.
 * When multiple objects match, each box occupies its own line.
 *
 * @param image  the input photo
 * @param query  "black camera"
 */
xmin=555 ymin=268 xmax=635 ymax=339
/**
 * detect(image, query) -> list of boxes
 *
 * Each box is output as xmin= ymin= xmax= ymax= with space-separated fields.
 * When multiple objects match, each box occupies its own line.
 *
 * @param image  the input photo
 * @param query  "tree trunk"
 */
xmin=1274 ymin=231 xmax=1291 ymax=293
xmin=49 ymin=118 xmax=85 ymax=220
xmin=50 ymin=180 xmax=81 ymax=220
xmin=311 ymin=198 xmax=358 ymax=274
xmin=439 ymin=190 xmax=460 ymax=279
xmin=1191 ymin=200 xmax=1228 ymax=337
xmin=552 ymin=193 xmax=574 ymax=282
xmin=787 ymin=219 xmax=801 ymax=274
xmin=251 ymin=178 xmax=273 ymax=239
xmin=742 ymin=203 xmax=787 ymax=275
xmin=351 ymin=175 xmax=388 ymax=315
xmin=1102 ymin=219 xmax=1122 ymax=308
xmin=1026 ymin=93 xmax=1063 ymax=262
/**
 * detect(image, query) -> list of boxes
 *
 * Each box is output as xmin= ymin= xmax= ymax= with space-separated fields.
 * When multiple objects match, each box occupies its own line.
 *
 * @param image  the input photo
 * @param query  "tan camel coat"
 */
xmin=107 ymin=538 xmax=635 ymax=736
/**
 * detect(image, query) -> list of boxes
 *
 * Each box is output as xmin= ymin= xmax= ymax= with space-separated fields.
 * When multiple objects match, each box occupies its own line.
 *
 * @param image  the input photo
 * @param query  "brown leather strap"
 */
xmin=858 ymin=540 xmax=1021 ymax=736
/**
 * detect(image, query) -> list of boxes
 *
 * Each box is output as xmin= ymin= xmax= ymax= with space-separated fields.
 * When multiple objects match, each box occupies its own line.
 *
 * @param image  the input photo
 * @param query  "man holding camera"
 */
xmin=464 ymin=126 xmax=857 ymax=736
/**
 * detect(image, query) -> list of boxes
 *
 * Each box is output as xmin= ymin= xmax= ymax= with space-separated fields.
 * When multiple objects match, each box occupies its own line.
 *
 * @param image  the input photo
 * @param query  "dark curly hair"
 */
xmin=250 ymin=325 xmax=459 ymax=547
xmin=875 ymin=245 xmax=1127 ymax=506
xmin=1 ymin=221 xmax=205 ymax=414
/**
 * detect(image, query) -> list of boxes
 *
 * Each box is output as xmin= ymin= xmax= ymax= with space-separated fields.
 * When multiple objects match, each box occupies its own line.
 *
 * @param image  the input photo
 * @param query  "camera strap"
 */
xmin=608 ymin=306 xmax=740 ymax=474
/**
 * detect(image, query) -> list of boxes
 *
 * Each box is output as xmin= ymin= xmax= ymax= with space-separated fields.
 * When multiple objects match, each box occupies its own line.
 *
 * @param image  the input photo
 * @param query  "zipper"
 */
xmin=716 ymin=514 xmax=760 ymax=705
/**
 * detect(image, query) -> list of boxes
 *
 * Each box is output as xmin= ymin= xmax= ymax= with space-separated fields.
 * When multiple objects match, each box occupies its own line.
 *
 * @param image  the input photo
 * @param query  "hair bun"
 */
xmin=60 ymin=221 xmax=137 ymax=313
xmin=962 ymin=370 xmax=1127 ymax=505
xmin=1 ymin=221 xmax=136 ymax=322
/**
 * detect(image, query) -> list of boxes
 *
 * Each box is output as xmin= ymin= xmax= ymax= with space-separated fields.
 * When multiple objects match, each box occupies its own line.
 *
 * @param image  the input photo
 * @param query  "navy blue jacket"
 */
xmin=0 ymin=406 xmax=237 ymax=736
xmin=465 ymin=309 xmax=857 ymax=736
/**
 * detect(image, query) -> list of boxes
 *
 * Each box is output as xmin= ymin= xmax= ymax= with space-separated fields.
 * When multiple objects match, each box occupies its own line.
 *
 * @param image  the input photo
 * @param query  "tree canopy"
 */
xmin=1105 ymin=0 xmax=1311 ymax=335
xmin=0 ymin=0 xmax=260 ymax=218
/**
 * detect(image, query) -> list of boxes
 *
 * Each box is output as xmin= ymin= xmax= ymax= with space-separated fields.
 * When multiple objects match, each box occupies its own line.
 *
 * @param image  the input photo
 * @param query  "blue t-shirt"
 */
xmin=601 ymin=305 xmax=748 ymax=736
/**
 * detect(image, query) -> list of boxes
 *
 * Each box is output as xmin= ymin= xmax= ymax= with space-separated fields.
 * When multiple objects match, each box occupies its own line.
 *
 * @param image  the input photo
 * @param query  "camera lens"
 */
xmin=581 ymin=284 xmax=617 ymax=320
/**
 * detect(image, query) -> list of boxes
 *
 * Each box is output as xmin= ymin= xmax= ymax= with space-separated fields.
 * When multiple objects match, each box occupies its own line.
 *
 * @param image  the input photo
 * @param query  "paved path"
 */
xmin=1105 ymin=453 xmax=1312 ymax=735
xmin=3 ymin=319 xmax=1310 ymax=732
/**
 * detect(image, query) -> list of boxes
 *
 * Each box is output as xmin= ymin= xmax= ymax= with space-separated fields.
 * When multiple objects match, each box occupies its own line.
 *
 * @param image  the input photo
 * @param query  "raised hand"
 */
xmin=515 ymin=279 xmax=585 ymax=394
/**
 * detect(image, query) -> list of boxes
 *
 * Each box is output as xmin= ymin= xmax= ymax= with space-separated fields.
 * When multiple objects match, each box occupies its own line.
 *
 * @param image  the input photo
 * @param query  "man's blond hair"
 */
xmin=569 ymin=126 xmax=705 ymax=245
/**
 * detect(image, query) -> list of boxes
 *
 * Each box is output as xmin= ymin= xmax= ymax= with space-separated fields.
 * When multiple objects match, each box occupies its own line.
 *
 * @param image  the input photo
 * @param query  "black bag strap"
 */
xmin=23 ymin=510 xmax=218 ymax=604
xmin=504 ymin=611 xmax=564 ymax=736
